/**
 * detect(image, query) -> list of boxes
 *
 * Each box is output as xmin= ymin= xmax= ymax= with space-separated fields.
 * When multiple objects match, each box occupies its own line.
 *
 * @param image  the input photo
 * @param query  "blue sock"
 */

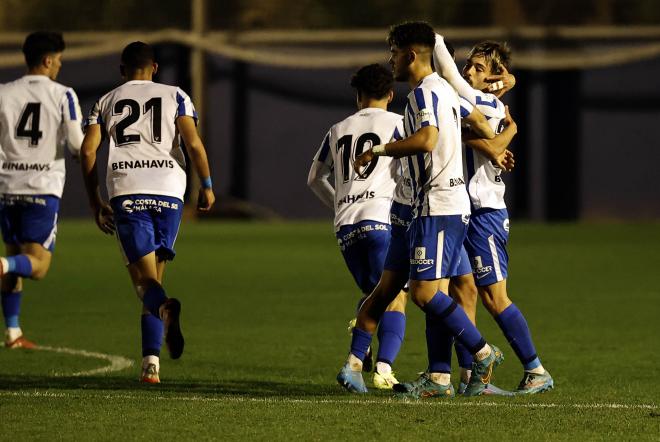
xmin=6 ymin=255 xmax=32 ymax=278
xmin=143 ymin=284 xmax=167 ymax=318
xmin=495 ymin=303 xmax=541 ymax=370
xmin=350 ymin=328 xmax=373 ymax=361
xmin=1 ymin=291 xmax=21 ymax=328
xmin=454 ymin=341 xmax=474 ymax=370
xmin=425 ymin=312 xmax=453 ymax=373
xmin=376 ymin=311 xmax=406 ymax=365
xmin=141 ymin=314 xmax=163 ymax=357
xmin=422 ymin=292 xmax=487 ymax=354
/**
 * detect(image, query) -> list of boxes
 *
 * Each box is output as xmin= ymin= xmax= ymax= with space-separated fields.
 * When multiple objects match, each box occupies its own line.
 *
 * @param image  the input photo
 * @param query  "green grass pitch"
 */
xmin=0 ymin=220 xmax=659 ymax=440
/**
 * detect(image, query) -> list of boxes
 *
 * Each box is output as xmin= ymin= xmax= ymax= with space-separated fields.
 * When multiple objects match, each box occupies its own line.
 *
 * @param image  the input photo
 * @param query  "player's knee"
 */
xmin=385 ymin=291 xmax=407 ymax=313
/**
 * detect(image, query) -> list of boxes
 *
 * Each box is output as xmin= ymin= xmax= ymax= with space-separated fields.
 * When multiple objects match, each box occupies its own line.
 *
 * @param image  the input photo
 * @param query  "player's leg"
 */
xmin=398 ymin=215 xmax=503 ymax=398
xmin=1 ymin=243 xmax=31 ymax=348
xmin=468 ymin=208 xmax=551 ymax=393
xmin=449 ymin=270 xmax=477 ymax=392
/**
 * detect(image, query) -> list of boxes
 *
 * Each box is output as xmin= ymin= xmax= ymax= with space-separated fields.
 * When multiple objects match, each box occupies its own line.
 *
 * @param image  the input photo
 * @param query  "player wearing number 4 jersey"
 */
xmin=308 ymin=64 xmax=407 ymax=389
xmin=0 ymin=32 xmax=84 ymax=349
xmin=81 ymin=42 xmax=215 ymax=383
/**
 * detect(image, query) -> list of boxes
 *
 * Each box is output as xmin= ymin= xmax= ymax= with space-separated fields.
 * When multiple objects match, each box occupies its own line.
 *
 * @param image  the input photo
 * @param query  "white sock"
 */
xmin=429 ymin=372 xmax=451 ymax=385
xmin=474 ymin=344 xmax=492 ymax=361
xmin=375 ymin=361 xmax=391 ymax=375
xmin=527 ymin=364 xmax=545 ymax=375
xmin=460 ymin=368 xmax=472 ymax=384
xmin=347 ymin=353 xmax=363 ymax=371
xmin=5 ymin=327 xmax=22 ymax=342
xmin=142 ymin=355 xmax=160 ymax=371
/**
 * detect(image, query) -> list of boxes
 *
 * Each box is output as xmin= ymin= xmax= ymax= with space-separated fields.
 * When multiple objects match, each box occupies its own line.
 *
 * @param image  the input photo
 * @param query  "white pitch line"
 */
xmin=35 ymin=345 xmax=133 ymax=376
xmin=0 ymin=391 xmax=656 ymax=411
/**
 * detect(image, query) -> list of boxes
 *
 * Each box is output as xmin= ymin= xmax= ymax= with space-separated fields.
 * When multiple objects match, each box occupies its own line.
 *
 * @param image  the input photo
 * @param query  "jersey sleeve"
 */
xmin=85 ymin=99 xmax=103 ymax=127
xmin=459 ymin=96 xmax=474 ymax=118
xmin=313 ymin=131 xmax=333 ymax=167
xmin=410 ymin=86 xmax=439 ymax=131
xmin=60 ymin=89 xmax=84 ymax=154
xmin=61 ymin=88 xmax=82 ymax=123
xmin=175 ymin=88 xmax=199 ymax=124
xmin=433 ymin=34 xmax=478 ymax=104
xmin=390 ymin=119 xmax=405 ymax=142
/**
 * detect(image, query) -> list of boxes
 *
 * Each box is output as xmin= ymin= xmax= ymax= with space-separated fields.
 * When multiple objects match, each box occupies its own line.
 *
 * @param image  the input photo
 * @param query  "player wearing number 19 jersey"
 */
xmin=81 ymin=42 xmax=215 ymax=383
xmin=0 ymin=32 xmax=83 ymax=349
xmin=308 ymin=64 xmax=407 ymax=389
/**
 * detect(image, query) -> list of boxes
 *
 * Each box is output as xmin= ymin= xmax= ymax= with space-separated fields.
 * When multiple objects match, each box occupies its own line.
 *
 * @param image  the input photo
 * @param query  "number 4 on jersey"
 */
xmin=15 ymin=102 xmax=43 ymax=146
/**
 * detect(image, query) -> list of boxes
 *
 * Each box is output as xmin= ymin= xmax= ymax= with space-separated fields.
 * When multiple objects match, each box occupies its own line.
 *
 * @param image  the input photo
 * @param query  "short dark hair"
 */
xmin=387 ymin=22 xmax=435 ymax=50
xmin=350 ymin=64 xmax=393 ymax=100
xmin=467 ymin=41 xmax=512 ymax=74
xmin=121 ymin=41 xmax=155 ymax=71
xmin=22 ymin=32 xmax=65 ymax=68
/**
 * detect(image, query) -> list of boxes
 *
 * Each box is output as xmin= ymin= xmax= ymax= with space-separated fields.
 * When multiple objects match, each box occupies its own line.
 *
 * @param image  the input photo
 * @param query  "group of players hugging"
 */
xmin=0 ymin=22 xmax=553 ymax=395
xmin=308 ymin=22 xmax=553 ymax=397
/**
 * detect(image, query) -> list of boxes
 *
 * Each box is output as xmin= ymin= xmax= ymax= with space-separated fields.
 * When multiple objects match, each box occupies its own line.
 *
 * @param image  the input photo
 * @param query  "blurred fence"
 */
xmin=0 ymin=27 xmax=659 ymax=220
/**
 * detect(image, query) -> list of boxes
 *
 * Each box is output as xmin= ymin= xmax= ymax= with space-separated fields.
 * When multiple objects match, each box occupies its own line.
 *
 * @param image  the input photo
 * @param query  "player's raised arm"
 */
xmin=433 ymin=34 xmax=478 ymax=104
xmin=307 ymin=132 xmax=335 ymax=210
xmin=80 ymin=123 xmax=114 ymax=234
xmin=460 ymin=97 xmax=495 ymax=139
xmin=176 ymin=115 xmax=215 ymax=212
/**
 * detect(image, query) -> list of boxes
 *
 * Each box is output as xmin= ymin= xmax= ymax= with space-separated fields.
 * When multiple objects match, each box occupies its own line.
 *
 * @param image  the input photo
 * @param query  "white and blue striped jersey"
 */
xmin=464 ymin=91 xmax=507 ymax=210
xmin=394 ymin=96 xmax=472 ymax=208
xmin=86 ymin=80 xmax=197 ymax=201
xmin=0 ymin=75 xmax=83 ymax=197
xmin=313 ymin=108 xmax=402 ymax=231
xmin=403 ymin=72 xmax=470 ymax=217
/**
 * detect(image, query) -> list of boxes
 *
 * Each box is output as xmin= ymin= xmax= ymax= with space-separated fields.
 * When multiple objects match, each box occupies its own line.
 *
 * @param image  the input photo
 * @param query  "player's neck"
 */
xmin=408 ymin=67 xmax=434 ymax=88
xmin=26 ymin=67 xmax=50 ymax=78
xmin=358 ymin=98 xmax=388 ymax=111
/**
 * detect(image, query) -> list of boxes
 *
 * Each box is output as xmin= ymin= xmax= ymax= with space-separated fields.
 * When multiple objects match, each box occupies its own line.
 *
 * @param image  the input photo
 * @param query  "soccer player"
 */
xmin=339 ymin=22 xmax=505 ymax=398
xmin=308 ymin=64 xmax=407 ymax=389
xmin=0 ymin=32 xmax=83 ymax=349
xmin=80 ymin=42 xmax=215 ymax=383
xmin=434 ymin=36 xmax=554 ymax=393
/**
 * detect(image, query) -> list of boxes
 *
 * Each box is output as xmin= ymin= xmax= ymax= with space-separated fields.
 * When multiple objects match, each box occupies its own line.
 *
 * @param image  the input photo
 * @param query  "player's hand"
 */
xmin=494 ymin=149 xmax=515 ymax=172
xmin=95 ymin=203 xmax=115 ymax=235
xmin=353 ymin=149 xmax=375 ymax=178
xmin=197 ymin=187 xmax=215 ymax=212
xmin=486 ymin=66 xmax=516 ymax=98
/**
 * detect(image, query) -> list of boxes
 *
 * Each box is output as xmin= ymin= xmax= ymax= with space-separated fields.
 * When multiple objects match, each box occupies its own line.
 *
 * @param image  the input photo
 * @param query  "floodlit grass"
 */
xmin=1 ymin=220 xmax=659 ymax=440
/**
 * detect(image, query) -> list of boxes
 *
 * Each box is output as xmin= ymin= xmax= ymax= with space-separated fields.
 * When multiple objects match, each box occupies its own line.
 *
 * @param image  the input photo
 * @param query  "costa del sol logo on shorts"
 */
xmin=414 ymin=247 xmax=426 ymax=259
xmin=121 ymin=199 xmax=134 ymax=214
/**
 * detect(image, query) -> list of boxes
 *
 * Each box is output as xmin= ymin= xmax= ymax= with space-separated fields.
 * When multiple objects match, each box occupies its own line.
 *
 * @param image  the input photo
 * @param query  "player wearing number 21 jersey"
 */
xmin=0 ymin=32 xmax=83 ymax=349
xmin=81 ymin=42 xmax=215 ymax=383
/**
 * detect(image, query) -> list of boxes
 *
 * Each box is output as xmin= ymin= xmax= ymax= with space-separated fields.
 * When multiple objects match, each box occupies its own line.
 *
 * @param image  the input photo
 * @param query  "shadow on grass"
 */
xmin=0 ymin=374 xmax=367 ymax=398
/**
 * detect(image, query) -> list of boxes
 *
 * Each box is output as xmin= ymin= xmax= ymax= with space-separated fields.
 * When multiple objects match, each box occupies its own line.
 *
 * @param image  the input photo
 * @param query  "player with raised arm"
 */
xmin=434 ymin=36 xmax=553 ymax=394
xmin=0 ymin=32 xmax=83 ymax=349
xmin=340 ymin=22 xmax=505 ymax=398
xmin=81 ymin=42 xmax=215 ymax=383
xmin=308 ymin=64 xmax=408 ymax=389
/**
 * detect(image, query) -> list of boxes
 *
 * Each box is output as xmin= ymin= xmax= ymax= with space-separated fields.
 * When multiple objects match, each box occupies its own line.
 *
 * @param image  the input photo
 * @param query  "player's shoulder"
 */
xmin=474 ymin=90 xmax=505 ymax=114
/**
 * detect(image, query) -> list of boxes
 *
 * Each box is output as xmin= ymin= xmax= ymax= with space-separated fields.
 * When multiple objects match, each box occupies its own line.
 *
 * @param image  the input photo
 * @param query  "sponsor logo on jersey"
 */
xmin=472 ymin=255 xmax=493 ymax=279
xmin=415 ymin=109 xmax=433 ymax=125
xmin=121 ymin=197 xmax=179 ymax=214
xmin=337 ymin=191 xmax=375 ymax=207
xmin=111 ymin=160 xmax=175 ymax=171
xmin=449 ymin=177 xmax=465 ymax=187
xmin=1 ymin=162 xmax=51 ymax=172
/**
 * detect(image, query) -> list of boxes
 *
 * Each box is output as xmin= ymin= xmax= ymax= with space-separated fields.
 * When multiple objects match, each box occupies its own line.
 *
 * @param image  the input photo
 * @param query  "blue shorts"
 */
xmin=408 ymin=214 xmax=469 ymax=281
xmin=336 ymin=220 xmax=391 ymax=294
xmin=465 ymin=208 xmax=509 ymax=286
xmin=0 ymin=194 xmax=59 ymax=252
xmin=384 ymin=202 xmax=413 ymax=273
xmin=453 ymin=245 xmax=472 ymax=277
xmin=111 ymin=194 xmax=183 ymax=265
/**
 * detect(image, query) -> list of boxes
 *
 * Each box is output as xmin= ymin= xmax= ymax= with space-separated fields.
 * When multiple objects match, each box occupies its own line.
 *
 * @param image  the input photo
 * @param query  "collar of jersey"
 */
xmin=22 ymin=74 xmax=49 ymax=81
xmin=125 ymin=80 xmax=154 ymax=84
